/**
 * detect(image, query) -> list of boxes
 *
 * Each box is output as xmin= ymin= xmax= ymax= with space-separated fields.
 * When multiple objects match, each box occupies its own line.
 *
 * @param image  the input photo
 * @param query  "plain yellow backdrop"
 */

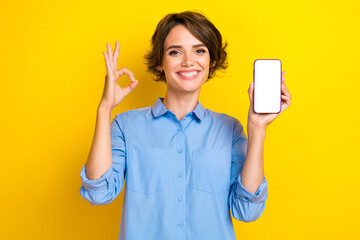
xmin=1 ymin=0 xmax=359 ymax=239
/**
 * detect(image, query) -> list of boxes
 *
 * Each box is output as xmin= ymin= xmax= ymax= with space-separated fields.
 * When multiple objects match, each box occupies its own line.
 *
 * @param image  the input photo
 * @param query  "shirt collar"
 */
xmin=151 ymin=97 xmax=205 ymax=121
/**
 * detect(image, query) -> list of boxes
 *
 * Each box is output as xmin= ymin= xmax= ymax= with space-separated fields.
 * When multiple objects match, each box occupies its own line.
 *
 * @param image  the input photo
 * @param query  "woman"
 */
xmin=80 ymin=11 xmax=291 ymax=240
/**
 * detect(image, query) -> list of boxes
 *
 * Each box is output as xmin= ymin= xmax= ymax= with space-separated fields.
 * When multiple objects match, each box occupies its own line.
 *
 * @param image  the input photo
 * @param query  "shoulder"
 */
xmin=113 ymin=106 xmax=152 ymax=124
xmin=205 ymin=108 xmax=241 ymax=126
xmin=205 ymin=108 xmax=245 ymax=136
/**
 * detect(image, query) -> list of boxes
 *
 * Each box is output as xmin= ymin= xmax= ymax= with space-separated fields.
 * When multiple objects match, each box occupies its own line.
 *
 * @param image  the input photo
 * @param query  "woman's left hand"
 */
xmin=247 ymin=71 xmax=292 ymax=129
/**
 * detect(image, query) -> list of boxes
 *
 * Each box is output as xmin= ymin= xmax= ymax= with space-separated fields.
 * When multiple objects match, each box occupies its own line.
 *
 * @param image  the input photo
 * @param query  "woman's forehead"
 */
xmin=164 ymin=25 xmax=204 ymax=48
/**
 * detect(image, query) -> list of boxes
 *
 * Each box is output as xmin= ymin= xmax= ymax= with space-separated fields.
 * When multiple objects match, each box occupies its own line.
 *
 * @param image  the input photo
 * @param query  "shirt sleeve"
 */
xmin=79 ymin=114 xmax=126 ymax=205
xmin=228 ymin=118 xmax=268 ymax=222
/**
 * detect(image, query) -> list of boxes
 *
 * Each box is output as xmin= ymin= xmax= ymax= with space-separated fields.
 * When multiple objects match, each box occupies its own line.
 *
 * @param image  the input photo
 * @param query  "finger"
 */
xmin=280 ymin=99 xmax=290 ymax=113
xmin=248 ymin=81 xmax=254 ymax=95
xmin=281 ymin=94 xmax=291 ymax=106
xmin=128 ymin=79 xmax=139 ymax=91
xmin=106 ymin=43 xmax=114 ymax=69
xmin=281 ymin=94 xmax=291 ymax=101
xmin=117 ymin=67 xmax=135 ymax=81
xmin=281 ymin=82 xmax=289 ymax=92
xmin=281 ymin=83 xmax=292 ymax=98
xmin=248 ymin=81 xmax=254 ymax=108
xmin=113 ymin=41 xmax=120 ymax=69
xmin=123 ymin=79 xmax=139 ymax=95
xmin=281 ymin=72 xmax=286 ymax=84
xmin=103 ymin=51 xmax=112 ymax=75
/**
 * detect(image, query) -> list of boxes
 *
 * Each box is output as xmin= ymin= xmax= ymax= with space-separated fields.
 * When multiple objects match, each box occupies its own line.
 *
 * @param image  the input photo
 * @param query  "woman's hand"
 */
xmin=99 ymin=41 xmax=138 ymax=111
xmin=247 ymin=71 xmax=292 ymax=130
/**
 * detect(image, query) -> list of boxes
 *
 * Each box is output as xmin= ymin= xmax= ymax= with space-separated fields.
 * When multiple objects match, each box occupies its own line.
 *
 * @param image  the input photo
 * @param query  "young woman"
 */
xmin=80 ymin=11 xmax=291 ymax=240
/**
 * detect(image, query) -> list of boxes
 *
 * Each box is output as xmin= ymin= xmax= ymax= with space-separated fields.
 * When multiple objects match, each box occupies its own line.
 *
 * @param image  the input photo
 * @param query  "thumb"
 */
xmin=248 ymin=81 xmax=254 ymax=107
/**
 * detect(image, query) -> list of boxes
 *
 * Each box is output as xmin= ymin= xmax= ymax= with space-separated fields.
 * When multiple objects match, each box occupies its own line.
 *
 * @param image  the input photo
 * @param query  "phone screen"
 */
xmin=253 ymin=59 xmax=282 ymax=113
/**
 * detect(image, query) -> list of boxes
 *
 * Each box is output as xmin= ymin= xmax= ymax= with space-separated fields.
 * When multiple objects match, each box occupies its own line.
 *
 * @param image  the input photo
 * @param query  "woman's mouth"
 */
xmin=176 ymin=70 xmax=200 ymax=80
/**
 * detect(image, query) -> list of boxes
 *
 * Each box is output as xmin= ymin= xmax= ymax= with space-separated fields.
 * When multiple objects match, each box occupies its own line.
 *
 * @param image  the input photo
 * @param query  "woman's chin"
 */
xmin=167 ymin=85 xmax=201 ymax=95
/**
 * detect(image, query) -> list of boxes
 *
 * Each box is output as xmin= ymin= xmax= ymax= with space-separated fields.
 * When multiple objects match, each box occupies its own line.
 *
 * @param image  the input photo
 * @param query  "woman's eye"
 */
xmin=196 ymin=49 xmax=206 ymax=54
xmin=169 ymin=50 xmax=180 ymax=55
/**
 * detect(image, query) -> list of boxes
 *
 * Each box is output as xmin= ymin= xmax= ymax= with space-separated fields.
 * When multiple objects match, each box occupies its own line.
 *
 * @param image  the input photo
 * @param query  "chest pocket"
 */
xmin=192 ymin=149 xmax=231 ymax=194
xmin=127 ymin=147 xmax=171 ymax=194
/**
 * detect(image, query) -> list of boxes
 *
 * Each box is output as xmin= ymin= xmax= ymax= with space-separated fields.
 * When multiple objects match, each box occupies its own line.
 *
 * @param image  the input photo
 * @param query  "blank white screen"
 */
xmin=254 ymin=59 xmax=281 ymax=113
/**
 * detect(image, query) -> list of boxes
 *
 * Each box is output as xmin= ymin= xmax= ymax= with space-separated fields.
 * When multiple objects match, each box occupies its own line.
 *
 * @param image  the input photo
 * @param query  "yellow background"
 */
xmin=1 ymin=0 xmax=359 ymax=239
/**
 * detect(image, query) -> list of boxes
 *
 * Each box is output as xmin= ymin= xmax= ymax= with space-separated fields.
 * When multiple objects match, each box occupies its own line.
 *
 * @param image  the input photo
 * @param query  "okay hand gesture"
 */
xmin=100 ymin=41 xmax=138 ymax=111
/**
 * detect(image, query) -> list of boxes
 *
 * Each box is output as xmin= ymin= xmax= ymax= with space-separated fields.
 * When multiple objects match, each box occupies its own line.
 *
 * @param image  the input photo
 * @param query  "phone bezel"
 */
xmin=253 ymin=59 xmax=282 ymax=114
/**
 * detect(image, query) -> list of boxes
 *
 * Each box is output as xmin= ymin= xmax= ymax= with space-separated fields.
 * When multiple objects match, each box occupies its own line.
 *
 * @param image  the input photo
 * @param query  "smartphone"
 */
xmin=253 ymin=59 xmax=282 ymax=113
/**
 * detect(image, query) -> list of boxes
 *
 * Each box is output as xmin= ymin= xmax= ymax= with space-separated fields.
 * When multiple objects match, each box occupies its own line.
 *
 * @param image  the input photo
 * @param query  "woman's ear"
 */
xmin=211 ymin=61 xmax=216 ymax=68
xmin=156 ymin=66 xmax=163 ymax=71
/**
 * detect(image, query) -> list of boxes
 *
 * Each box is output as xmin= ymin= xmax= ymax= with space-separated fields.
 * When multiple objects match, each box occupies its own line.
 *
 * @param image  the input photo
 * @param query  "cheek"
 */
xmin=163 ymin=56 xmax=181 ymax=69
xmin=201 ymin=58 xmax=211 ymax=72
xmin=200 ymin=55 xmax=211 ymax=67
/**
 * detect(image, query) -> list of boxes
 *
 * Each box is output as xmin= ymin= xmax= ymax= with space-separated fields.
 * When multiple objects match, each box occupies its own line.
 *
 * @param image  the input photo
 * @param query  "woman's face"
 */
xmin=158 ymin=24 xmax=211 ymax=96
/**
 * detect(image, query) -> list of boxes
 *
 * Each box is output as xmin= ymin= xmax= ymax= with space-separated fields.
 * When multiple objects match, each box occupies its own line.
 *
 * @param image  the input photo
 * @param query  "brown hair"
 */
xmin=145 ymin=11 xmax=228 ymax=83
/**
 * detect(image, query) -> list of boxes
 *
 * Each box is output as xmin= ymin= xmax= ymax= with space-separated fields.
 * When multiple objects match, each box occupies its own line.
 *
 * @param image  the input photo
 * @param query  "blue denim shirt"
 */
xmin=80 ymin=97 xmax=268 ymax=240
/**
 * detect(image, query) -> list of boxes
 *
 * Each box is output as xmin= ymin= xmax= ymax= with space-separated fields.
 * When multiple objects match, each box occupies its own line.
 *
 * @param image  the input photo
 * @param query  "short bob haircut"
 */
xmin=145 ymin=11 xmax=228 ymax=83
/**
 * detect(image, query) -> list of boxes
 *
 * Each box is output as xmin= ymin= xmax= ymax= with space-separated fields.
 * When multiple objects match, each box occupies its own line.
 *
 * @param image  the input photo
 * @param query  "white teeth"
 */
xmin=178 ymin=71 xmax=199 ymax=77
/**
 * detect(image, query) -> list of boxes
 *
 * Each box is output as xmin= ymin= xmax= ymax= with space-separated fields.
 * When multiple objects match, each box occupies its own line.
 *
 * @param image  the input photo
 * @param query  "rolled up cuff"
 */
xmin=80 ymin=165 xmax=114 ymax=193
xmin=235 ymin=175 xmax=268 ymax=203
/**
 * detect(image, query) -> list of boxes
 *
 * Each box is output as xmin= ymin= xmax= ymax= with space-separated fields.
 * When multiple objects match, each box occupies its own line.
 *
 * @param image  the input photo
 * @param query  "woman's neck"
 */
xmin=162 ymin=91 xmax=200 ymax=122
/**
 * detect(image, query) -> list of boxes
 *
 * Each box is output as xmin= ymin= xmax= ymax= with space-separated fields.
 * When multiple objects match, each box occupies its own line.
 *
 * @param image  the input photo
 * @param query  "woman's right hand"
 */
xmin=100 ymin=41 xmax=138 ymax=111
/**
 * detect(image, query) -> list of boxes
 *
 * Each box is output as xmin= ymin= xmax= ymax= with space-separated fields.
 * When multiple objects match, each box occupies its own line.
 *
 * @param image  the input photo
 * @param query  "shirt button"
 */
xmin=177 ymin=126 xmax=183 ymax=132
xmin=178 ymin=222 xmax=183 ymax=227
xmin=178 ymin=172 xmax=183 ymax=178
xmin=178 ymin=148 xmax=183 ymax=154
xmin=178 ymin=197 xmax=183 ymax=202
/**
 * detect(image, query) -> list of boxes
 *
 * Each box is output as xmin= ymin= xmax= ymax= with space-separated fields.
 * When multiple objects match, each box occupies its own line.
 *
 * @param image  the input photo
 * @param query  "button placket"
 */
xmin=175 ymin=123 xmax=186 ymax=232
xmin=177 ymin=124 xmax=183 ymax=132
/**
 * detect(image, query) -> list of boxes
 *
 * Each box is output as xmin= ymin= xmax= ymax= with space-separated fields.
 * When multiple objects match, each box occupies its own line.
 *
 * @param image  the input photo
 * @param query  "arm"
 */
xmin=229 ymin=71 xmax=292 ymax=221
xmin=241 ymin=71 xmax=291 ymax=193
xmin=80 ymin=113 xmax=126 ymax=205
xmin=85 ymin=105 xmax=113 ymax=181
xmin=240 ymin=122 xmax=266 ymax=194
xmin=228 ymin=119 xmax=268 ymax=222
xmin=79 ymin=41 xmax=138 ymax=205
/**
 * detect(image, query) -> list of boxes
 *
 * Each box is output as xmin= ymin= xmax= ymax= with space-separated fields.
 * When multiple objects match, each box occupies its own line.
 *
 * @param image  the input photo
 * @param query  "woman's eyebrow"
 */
xmin=193 ymin=44 xmax=205 ymax=48
xmin=165 ymin=44 xmax=206 ymax=51
xmin=166 ymin=45 xmax=182 ymax=51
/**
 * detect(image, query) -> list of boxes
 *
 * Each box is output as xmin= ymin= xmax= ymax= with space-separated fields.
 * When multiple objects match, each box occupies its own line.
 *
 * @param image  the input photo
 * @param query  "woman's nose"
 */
xmin=181 ymin=53 xmax=194 ymax=67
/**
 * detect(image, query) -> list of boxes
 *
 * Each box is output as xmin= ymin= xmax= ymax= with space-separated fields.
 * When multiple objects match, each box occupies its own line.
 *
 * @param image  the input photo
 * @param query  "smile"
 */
xmin=176 ymin=70 xmax=200 ymax=80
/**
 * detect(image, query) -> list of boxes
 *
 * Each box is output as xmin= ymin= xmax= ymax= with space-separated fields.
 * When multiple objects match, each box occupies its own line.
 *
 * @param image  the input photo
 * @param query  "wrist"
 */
xmin=98 ymin=102 xmax=113 ymax=114
xmin=247 ymin=119 xmax=266 ymax=131
xmin=247 ymin=121 xmax=266 ymax=139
